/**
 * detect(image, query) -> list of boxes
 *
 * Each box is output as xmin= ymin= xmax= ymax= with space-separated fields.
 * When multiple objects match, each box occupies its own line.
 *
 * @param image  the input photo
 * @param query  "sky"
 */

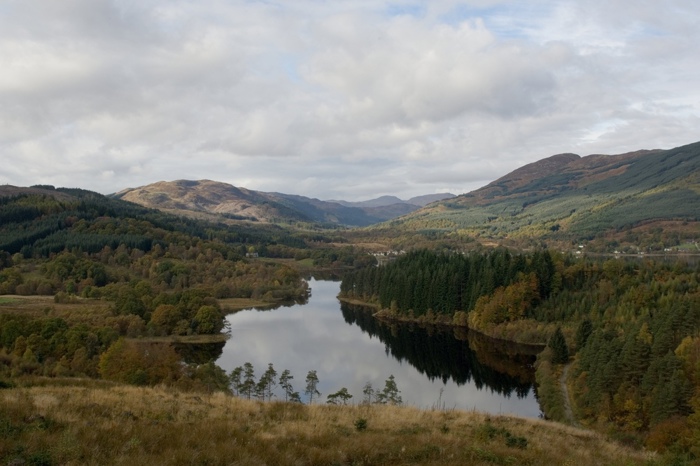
xmin=1 ymin=0 xmax=698 ymax=201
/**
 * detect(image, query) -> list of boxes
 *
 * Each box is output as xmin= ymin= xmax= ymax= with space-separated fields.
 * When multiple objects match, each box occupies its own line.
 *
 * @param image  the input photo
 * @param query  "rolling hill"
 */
xmin=114 ymin=180 xmax=454 ymax=227
xmin=380 ymin=141 xmax=700 ymax=251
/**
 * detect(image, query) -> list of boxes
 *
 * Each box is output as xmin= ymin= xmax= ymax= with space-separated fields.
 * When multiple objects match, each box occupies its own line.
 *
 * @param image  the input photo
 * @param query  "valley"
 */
xmin=1 ymin=140 xmax=699 ymax=465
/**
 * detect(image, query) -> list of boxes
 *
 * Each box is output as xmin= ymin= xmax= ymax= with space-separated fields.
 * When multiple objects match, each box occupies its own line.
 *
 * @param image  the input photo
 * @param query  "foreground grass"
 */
xmin=0 ymin=379 xmax=657 ymax=466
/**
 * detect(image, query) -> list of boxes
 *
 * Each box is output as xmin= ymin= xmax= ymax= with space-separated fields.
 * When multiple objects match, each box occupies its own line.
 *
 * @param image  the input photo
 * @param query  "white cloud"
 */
xmin=0 ymin=0 xmax=698 ymax=199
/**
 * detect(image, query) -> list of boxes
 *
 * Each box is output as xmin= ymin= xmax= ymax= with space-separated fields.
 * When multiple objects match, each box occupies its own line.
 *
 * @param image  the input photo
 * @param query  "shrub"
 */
xmin=354 ymin=418 xmax=368 ymax=432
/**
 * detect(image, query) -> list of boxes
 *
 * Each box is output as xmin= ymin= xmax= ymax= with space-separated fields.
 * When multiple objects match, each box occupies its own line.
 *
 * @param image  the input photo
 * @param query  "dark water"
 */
xmin=216 ymin=279 xmax=542 ymax=418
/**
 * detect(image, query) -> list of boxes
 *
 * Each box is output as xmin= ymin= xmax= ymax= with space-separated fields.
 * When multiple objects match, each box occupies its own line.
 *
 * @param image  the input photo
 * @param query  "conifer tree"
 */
xmin=376 ymin=375 xmax=402 ymax=405
xmin=229 ymin=366 xmax=243 ymax=396
xmin=253 ymin=363 xmax=277 ymax=401
xmin=240 ymin=362 xmax=256 ymax=399
xmin=326 ymin=387 xmax=353 ymax=405
xmin=548 ymin=327 xmax=569 ymax=364
xmin=304 ymin=370 xmax=321 ymax=404
xmin=279 ymin=369 xmax=294 ymax=402
xmin=362 ymin=382 xmax=375 ymax=405
xmin=575 ymin=318 xmax=593 ymax=350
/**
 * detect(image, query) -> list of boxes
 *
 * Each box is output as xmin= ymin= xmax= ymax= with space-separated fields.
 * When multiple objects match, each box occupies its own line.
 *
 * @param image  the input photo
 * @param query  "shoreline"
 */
xmin=337 ymin=295 xmax=548 ymax=348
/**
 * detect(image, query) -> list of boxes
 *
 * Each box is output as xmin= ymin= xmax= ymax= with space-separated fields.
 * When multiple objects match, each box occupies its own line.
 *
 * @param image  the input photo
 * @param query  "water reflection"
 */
xmin=174 ymin=341 xmax=226 ymax=364
xmin=216 ymin=279 xmax=542 ymax=418
xmin=341 ymin=303 xmax=537 ymax=399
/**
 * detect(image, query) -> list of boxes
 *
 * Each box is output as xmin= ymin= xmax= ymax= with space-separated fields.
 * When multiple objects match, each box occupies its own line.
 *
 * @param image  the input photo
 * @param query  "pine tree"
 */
xmin=279 ymin=369 xmax=294 ymax=402
xmin=362 ymin=382 xmax=375 ymax=405
xmin=548 ymin=327 xmax=569 ymax=364
xmin=575 ymin=318 xmax=593 ymax=350
xmin=229 ymin=366 xmax=243 ymax=396
xmin=260 ymin=363 xmax=277 ymax=401
xmin=326 ymin=387 xmax=353 ymax=405
xmin=240 ymin=362 xmax=256 ymax=399
xmin=376 ymin=375 xmax=402 ymax=405
xmin=253 ymin=363 xmax=277 ymax=401
xmin=304 ymin=370 xmax=321 ymax=404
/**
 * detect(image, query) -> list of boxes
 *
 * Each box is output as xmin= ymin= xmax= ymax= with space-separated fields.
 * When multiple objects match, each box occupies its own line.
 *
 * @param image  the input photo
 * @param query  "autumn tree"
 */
xmin=98 ymin=338 xmax=180 ymax=385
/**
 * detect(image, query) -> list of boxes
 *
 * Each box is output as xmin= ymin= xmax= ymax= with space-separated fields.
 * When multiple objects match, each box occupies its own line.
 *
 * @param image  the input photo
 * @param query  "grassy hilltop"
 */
xmin=0 ymin=379 xmax=655 ymax=466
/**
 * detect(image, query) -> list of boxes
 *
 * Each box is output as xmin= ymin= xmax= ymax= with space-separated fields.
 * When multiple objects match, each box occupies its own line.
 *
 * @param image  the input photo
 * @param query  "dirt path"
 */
xmin=560 ymin=364 xmax=581 ymax=427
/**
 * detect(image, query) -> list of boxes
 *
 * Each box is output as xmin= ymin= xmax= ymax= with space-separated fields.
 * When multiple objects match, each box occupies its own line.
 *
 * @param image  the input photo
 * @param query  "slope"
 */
xmin=382 ymin=141 xmax=700 ymax=251
xmin=115 ymin=180 xmax=388 ymax=226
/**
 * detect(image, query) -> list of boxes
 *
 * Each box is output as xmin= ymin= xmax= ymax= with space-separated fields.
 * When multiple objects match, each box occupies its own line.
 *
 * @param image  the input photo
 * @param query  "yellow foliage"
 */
xmin=470 ymin=274 xmax=539 ymax=327
xmin=99 ymin=338 xmax=181 ymax=385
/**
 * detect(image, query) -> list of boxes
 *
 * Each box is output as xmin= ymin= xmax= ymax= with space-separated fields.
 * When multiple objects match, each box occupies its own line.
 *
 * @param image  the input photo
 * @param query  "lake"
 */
xmin=216 ymin=279 xmax=542 ymax=418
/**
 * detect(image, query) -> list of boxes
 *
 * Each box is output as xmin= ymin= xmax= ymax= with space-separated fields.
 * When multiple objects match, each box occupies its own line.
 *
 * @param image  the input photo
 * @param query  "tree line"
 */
xmin=229 ymin=362 xmax=402 ymax=406
xmin=0 ymin=190 xmax=370 ymax=268
xmin=340 ymin=248 xmax=555 ymax=320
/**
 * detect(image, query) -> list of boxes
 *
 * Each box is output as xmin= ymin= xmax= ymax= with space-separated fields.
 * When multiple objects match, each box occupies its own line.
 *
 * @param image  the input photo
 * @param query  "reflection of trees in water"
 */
xmin=238 ymin=294 xmax=311 ymax=314
xmin=174 ymin=341 xmax=226 ymax=364
xmin=457 ymin=328 xmax=541 ymax=386
xmin=340 ymin=303 xmax=535 ymax=399
xmin=307 ymin=272 xmax=343 ymax=281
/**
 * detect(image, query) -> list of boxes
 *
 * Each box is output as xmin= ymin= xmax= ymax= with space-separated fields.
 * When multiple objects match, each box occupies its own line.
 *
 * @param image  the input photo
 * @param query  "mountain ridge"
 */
xmin=383 ymin=141 xmax=699 ymax=251
xmin=114 ymin=181 xmax=455 ymax=227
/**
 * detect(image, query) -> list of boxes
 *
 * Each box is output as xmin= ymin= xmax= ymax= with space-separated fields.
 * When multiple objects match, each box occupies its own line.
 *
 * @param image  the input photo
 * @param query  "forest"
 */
xmin=0 ymin=188 xmax=327 ymax=389
xmin=340 ymin=249 xmax=700 ymax=455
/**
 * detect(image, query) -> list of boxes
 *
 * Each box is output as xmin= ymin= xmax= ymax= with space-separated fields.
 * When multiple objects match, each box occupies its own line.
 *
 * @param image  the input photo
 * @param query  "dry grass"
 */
xmin=132 ymin=334 xmax=229 ymax=344
xmin=0 ymin=295 xmax=111 ymax=323
xmin=219 ymin=297 xmax=279 ymax=313
xmin=0 ymin=379 xmax=658 ymax=466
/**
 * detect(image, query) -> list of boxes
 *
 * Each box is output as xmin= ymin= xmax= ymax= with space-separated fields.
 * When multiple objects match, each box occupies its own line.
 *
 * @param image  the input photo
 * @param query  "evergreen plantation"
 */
xmin=340 ymin=250 xmax=700 ymax=454
xmin=340 ymin=249 xmax=556 ymax=322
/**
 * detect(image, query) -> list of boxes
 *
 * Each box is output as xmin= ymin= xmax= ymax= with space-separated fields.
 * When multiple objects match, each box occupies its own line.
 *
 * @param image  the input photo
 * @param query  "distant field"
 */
xmin=219 ymin=297 xmax=277 ymax=312
xmin=0 ymin=295 xmax=111 ymax=322
xmin=0 ymin=297 xmax=20 ymax=304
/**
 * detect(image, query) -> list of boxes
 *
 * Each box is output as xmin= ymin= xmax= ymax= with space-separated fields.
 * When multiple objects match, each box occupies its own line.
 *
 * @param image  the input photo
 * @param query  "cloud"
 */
xmin=0 ymin=0 xmax=698 ymax=199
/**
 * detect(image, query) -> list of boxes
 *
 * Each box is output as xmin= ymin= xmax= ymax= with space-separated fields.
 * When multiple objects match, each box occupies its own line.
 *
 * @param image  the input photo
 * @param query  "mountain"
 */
xmin=382 ymin=141 xmax=700 ymax=251
xmin=114 ymin=180 xmax=453 ymax=227
xmin=407 ymin=193 xmax=457 ymax=206
xmin=332 ymin=195 xmax=405 ymax=208
xmin=331 ymin=193 xmax=455 ymax=208
xmin=0 ymin=184 xmax=314 ymax=258
xmin=114 ymin=180 xmax=381 ymax=226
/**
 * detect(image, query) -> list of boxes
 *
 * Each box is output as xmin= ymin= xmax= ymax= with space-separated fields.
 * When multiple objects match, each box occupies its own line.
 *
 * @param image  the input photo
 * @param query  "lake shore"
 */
xmin=337 ymin=296 xmax=552 ymax=347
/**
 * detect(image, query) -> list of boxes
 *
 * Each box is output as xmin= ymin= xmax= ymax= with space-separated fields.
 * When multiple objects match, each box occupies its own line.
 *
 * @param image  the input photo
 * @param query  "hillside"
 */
xmin=0 ymin=380 xmax=655 ymax=465
xmin=332 ymin=193 xmax=455 ymax=208
xmin=382 ymin=141 xmax=700 ymax=252
xmin=114 ymin=180 xmax=453 ymax=227
xmin=0 ymin=184 xmax=321 ymax=259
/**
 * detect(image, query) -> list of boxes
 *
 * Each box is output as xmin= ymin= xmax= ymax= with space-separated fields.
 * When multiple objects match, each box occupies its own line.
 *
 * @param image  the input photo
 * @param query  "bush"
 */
xmin=354 ymin=418 xmax=368 ymax=432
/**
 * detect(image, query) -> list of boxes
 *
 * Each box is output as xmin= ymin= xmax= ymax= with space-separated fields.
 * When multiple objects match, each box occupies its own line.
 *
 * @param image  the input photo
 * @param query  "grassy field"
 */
xmin=0 ymin=295 xmax=112 ymax=324
xmin=0 ymin=379 xmax=658 ymax=466
xmin=219 ymin=297 xmax=281 ymax=313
